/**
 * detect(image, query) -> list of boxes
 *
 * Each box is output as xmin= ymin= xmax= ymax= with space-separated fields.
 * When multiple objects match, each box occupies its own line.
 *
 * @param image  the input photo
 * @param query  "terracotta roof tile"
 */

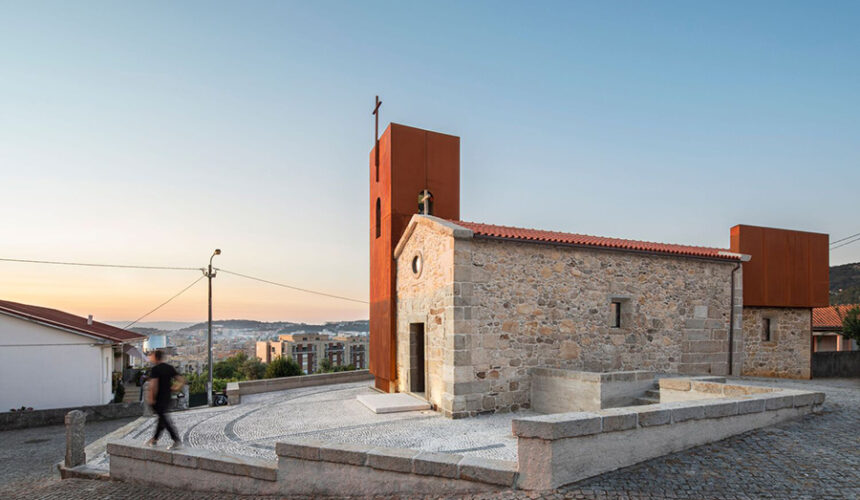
xmin=0 ymin=299 xmax=146 ymax=343
xmin=813 ymin=304 xmax=858 ymax=330
xmin=451 ymin=220 xmax=743 ymax=261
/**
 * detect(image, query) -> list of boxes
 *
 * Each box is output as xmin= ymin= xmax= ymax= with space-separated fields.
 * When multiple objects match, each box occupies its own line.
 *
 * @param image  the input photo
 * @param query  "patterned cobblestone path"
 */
xmin=0 ymin=377 xmax=857 ymax=499
xmin=86 ymin=381 xmax=526 ymax=468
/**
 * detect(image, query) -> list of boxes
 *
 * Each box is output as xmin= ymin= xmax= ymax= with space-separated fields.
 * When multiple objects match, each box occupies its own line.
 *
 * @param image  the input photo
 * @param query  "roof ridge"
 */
xmin=449 ymin=219 xmax=736 ymax=258
xmin=0 ymin=299 xmax=145 ymax=343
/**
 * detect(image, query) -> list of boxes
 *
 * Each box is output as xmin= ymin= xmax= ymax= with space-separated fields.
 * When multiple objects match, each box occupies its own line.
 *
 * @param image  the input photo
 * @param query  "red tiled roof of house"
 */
xmin=0 ymin=299 xmax=146 ymax=343
xmin=451 ymin=220 xmax=744 ymax=261
xmin=813 ymin=305 xmax=858 ymax=330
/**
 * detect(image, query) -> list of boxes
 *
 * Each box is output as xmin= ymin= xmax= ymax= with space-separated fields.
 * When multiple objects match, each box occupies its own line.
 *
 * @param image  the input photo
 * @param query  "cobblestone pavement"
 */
xmin=0 ymin=418 xmax=134 ymax=491
xmin=0 ymin=377 xmax=857 ymax=499
xmin=90 ymin=381 xmax=527 ymax=467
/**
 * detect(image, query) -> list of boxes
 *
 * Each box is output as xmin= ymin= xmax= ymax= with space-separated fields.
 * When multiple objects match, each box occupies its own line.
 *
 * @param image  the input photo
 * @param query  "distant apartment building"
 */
xmin=256 ymin=334 xmax=368 ymax=373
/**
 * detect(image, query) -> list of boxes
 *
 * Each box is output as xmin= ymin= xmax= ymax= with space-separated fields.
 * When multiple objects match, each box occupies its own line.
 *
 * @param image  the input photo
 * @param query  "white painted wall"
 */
xmin=0 ymin=313 xmax=114 ymax=410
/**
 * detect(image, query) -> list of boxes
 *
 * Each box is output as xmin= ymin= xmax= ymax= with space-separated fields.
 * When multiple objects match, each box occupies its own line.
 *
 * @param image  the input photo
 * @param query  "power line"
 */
xmin=0 ymin=343 xmax=105 ymax=347
xmin=0 ymin=257 xmax=201 ymax=272
xmin=830 ymin=235 xmax=860 ymax=251
xmin=216 ymin=268 xmax=368 ymax=304
xmin=831 ymin=232 xmax=860 ymax=246
xmin=122 ymin=275 xmax=206 ymax=330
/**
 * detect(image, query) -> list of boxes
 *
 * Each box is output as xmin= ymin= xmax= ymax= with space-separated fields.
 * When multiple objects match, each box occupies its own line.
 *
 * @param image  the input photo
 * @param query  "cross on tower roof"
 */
xmin=373 ymin=96 xmax=382 ymax=175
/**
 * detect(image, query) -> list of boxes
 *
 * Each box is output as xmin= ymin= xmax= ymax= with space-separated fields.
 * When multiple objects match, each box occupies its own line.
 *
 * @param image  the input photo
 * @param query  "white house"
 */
xmin=0 ymin=299 xmax=146 ymax=411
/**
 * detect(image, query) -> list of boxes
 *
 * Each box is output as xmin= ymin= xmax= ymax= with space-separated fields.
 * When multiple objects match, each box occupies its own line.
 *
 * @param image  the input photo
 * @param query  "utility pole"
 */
xmin=205 ymin=249 xmax=221 ymax=406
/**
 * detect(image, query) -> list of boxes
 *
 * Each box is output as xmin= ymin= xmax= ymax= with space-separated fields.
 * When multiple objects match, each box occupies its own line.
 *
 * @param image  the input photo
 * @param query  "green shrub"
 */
xmin=315 ymin=357 xmax=333 ymax=373
xmin=187 ymin=373 xmax=208 ymax=395
xmin=265 ymin=356 xmax=302 ymax=378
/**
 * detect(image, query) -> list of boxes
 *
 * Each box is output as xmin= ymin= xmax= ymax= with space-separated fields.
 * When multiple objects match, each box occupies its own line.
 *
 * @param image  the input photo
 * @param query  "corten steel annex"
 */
xmin=369 ymin=123 xmax=829 ymax=417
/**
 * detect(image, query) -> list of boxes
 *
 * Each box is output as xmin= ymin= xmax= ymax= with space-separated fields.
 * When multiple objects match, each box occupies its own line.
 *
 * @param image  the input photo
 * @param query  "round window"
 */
xmin=411 ymin=254 xmax=423 ymax=276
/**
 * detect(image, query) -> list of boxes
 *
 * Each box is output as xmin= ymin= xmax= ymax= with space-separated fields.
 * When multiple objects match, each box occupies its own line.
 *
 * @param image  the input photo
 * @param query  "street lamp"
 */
xmin=206 ymin=249 xmax=221 ymax=406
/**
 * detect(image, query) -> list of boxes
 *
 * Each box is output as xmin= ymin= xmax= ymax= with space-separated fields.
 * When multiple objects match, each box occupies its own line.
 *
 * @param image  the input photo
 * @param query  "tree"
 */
xmin=838 ymin=305 xmax=860 ymax=344
xmin=265 ymin=356 xmax=302 ymax=379
xmin=213 ymin=352 xmax=249 ymax=379
xmin=240 ymin=357 xmax=266 ymax=380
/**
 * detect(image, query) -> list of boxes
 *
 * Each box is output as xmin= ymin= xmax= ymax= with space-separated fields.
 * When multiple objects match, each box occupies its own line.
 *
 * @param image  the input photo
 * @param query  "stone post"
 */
xmin=64 ymin=410 xmax=86 ymax=468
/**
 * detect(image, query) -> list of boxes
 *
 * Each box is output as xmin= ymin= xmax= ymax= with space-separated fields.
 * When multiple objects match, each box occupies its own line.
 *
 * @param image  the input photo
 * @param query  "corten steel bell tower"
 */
xmin=369 ymin=123 xmax=460 ymax=392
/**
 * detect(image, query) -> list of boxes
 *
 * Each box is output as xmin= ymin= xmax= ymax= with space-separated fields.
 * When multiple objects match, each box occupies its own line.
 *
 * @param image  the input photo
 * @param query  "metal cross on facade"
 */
xmin=373 ymin=95 xmax=382 ymax=177
xmin=419 ymin=189 xmax=432 ymax=215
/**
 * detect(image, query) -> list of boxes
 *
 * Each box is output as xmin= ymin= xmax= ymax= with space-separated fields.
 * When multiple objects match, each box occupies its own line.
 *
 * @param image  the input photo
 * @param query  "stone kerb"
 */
xmin=275 ymin=438 xmax=517 ymax=489
xmin=512 ymin=380 xmax=825 ymax=490
xmin=227 ymin=369 xmax=373 ymax=405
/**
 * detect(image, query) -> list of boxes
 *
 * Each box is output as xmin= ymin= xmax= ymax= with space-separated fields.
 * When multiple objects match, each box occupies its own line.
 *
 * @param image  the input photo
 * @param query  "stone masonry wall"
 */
xmin=395 ymin=217 xmax=741 ymax=418
xmin=458 ymin=238 xmax=738 ymax=416
xmin=742 ymin=307 xmax=812 ymax=379
xmin=395 ymin=218 xmax=458 ymax=412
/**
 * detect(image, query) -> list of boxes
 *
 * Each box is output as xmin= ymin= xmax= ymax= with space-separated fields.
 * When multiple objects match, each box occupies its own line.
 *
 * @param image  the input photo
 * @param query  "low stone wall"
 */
xmin=107 ymin=442 xmax=279 ymax=496
xmin=513 ymin=379 xmax=824 ymax=489
xmin=0 ymin=402 xmax=143 ymax=431
xmin=812 ymin=351 xmax=860 ymax=378
xmin=276 ymin=438 xmax=513 ymax=496
xmin=530 ymin=368 xmax=654 ymax=413
xmin=105 ymin=438 xmax=513 ymax=496
xmin=226 ymin=370 xmax=373 ymax=405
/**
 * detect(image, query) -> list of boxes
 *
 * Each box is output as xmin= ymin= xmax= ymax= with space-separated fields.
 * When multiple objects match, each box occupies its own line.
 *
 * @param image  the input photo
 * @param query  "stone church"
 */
xmin=370 ymin=123 xmax=829 ymax=418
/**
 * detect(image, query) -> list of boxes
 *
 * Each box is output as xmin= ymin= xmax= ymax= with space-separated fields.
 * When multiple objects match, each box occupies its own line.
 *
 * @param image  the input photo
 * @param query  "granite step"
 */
xmin=634 ymin=396 xmax=660 ymax=405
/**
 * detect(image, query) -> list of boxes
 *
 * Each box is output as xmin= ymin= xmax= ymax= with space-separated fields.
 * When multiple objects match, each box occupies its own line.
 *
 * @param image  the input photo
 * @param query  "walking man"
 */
xmin=145 ymin=350 xmax=184 ymax=449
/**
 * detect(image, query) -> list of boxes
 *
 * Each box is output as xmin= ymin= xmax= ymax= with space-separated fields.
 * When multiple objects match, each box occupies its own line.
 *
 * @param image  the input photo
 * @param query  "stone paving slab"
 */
xmin=357 ymin=392 xmax=432 ymax=413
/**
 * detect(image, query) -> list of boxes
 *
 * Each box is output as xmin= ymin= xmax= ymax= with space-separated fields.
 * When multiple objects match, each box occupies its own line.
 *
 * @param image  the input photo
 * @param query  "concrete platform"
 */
xmin=356 ymin=393 xmax=431 ymax=414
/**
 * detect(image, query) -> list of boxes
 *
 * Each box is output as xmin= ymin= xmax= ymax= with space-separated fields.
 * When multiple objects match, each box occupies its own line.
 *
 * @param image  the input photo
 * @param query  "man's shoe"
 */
xmin=146 ymin=438 xmax=157 ymax=447
xmin=168 ymin=441 xmax=183 ymax=451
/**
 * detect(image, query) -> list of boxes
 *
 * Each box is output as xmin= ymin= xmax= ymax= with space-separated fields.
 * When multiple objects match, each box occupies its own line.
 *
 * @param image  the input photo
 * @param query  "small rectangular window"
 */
xmin=375 ymin=198 xmax=381 ymax=239
xmin=610 ymin=301 xmax=622 ymax=328
xmin=762 ymin=318 xmax=772 ymax=342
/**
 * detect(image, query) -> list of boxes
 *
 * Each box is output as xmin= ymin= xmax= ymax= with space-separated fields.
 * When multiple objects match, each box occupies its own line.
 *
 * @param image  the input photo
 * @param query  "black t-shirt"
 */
xmin=150 ymin=362 xmax=178 ymax=406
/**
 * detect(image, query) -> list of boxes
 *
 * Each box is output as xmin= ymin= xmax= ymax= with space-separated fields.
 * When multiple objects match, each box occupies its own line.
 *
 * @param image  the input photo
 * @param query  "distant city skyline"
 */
xmin=1 ymin=1 xmax=858 ymax=323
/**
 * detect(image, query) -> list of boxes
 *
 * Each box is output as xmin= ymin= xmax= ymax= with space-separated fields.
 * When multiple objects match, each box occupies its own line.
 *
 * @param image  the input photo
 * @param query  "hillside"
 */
xmin=830 ymin=262 xmax=860 ymax=305
xmin=179 ymin=319 xmax=369 ymax=333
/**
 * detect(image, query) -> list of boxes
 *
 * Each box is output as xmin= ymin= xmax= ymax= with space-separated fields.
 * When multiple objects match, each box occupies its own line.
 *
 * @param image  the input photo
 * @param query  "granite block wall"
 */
xmin=395 ymin=217 xmax=741 ymax=417
xmin=742 ymin=307 xmax=812 ymax=379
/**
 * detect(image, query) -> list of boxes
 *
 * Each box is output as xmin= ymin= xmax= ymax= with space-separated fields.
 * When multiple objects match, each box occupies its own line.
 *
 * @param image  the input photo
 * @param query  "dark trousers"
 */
xmin=152 ymin=404 xmax=180 ymax=443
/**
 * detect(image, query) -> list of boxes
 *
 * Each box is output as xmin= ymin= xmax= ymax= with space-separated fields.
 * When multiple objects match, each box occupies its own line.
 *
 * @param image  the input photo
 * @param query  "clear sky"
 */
xmin=1 ymin=1 xmax=858 ymax=323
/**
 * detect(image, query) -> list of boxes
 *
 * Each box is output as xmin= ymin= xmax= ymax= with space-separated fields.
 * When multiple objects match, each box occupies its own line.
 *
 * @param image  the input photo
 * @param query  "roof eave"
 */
xmin=470 ymin=233 xmax=744 ymax=263
xmin=0 ymin=307 xmax=143 ymax=344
